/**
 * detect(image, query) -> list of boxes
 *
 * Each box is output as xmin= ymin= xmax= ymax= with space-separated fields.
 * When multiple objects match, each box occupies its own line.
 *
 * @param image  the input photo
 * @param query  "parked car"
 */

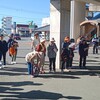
xmin=14 ymin=34 xmax=21 ymax=40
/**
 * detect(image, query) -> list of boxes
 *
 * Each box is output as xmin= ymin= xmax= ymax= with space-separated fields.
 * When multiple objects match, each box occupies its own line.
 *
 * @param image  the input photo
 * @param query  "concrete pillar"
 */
xmin=50 ymin=0 xmax=70 ymax=69
xmin=97 ymin=25 xmax=100 ymax=37
xmin=70 ymin=0 xmax=86 ymax=41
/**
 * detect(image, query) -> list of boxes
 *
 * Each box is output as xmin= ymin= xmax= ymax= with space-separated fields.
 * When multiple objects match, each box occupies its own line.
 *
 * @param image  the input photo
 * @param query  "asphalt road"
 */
xmin=0 ymin=37 xmax=100 ymax=100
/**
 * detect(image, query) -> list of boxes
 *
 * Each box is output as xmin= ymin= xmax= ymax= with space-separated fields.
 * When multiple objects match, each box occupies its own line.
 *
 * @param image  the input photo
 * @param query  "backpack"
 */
xmin=35 ymin=44 xmax=42 ymax=52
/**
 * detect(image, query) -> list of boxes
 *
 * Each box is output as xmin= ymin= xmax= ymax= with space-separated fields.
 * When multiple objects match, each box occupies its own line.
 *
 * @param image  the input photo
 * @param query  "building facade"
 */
xmin=1 ymin=17 xmax=12 ymax=35
xmin=16 ymin=24 xmax=30 ymax=37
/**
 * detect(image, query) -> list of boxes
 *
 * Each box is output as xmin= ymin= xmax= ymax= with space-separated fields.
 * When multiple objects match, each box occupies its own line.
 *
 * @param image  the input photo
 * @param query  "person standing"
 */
xmin=47 ymin=38 xmax=58 ymax=73
xmin=35 ymin=39 xmax=46 ymax=73
xmin=68 ymin=42 xmax=75 ymax=68
xmin=13 ymin=39 xmax=19 ymax=63
xmin=9 ymin=39 xmax=19 ymax=64
xmin=79 ymin=39 xmax=89 ymax=69
xmin=8 ymin=34 xmax=14 ymax=56
xmin=0 ymin=34 xmax=8 ymax=68
xmin=31 ymin=32 xmax=40 ymax=51
xmin=92 ymin=37 xmax=99 ymax=54
xmin=61 ymin=36 xmax=70 ymax=71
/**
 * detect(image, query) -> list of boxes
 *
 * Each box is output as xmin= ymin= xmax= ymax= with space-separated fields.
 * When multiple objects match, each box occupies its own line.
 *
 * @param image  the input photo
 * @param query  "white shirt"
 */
xmin=32 ymin=37 xmax=40 ymax=50
xmin=25 ymin=51 xmax=38 ymax=62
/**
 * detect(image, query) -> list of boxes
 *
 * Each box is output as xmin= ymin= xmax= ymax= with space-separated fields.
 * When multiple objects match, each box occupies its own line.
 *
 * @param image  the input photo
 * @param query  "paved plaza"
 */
xmin=0 ymin=37 xmax=100 ymax=100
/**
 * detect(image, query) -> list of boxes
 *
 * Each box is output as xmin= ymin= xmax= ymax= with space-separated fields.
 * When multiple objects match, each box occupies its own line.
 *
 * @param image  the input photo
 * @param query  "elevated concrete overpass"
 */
xmin=50 ymin=0 xmax=100 ymax=69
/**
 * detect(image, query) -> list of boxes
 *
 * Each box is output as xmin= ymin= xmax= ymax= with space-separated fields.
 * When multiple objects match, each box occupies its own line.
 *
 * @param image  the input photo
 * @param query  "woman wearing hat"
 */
xmin=47 ymin=38 xmax=58 ymax=73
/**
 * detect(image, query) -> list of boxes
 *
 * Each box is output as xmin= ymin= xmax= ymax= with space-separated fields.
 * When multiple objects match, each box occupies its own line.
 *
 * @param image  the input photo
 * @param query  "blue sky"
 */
xmin=0 ymin=0 xmax=50 ymax=27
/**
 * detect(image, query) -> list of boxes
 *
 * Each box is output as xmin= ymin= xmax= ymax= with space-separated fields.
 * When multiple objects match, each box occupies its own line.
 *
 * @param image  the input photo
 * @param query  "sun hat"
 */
xmin=50 ymin=38 xmax=55 ymax=42
xmin=40 ymin=38 xmax=46 ymax=43
xmin=34 ymin=32 xmax=39 ymax=36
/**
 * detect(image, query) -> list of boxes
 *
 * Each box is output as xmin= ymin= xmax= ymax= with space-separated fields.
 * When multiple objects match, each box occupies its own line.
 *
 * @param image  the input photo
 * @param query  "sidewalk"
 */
xmin=0 ymin=38 xmax=100 ymax=100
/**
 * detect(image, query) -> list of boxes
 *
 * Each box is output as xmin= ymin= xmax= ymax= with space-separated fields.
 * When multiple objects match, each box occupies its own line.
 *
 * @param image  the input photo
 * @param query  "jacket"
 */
xmin=47 ymin=42 xmax=58 ymax=58
xmin=0 ymin=40 xmax=8 ymax=53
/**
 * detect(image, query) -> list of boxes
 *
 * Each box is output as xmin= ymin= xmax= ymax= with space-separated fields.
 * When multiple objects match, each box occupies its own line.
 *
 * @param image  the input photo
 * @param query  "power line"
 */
xmin=0 ymin=13 xmax=43 ymax=20
xmin=0 ymin=5 xmax=50 ymax=15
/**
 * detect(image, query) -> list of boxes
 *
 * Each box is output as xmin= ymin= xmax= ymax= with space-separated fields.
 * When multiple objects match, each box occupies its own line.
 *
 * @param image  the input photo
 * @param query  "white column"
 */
xmin=50 ymin=0 xmax=61 ymax=69
xmin=97 ymin=25 xmax=100 ymax=37
xmin=70 ymin=0 xmax=86 ymax=41
xmin=50 ymin=0 xmax=70 ymax=69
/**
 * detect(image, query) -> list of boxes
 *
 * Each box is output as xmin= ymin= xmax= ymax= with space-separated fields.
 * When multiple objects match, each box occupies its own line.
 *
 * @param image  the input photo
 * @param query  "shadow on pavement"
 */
xmin=38 ymin=73 xmax=80 ymax=79
xmin=0 ymin=90 xmax=82 ymax=100
xmin=4 ymin=67 xmax=27 ymax=73
xmin=38 ymin=69 xmax=100 ymax=78
xmin=0 ymin=81 xmax=43 ymax=87
xmin=0 ymin=67 xmax=27 ymax=76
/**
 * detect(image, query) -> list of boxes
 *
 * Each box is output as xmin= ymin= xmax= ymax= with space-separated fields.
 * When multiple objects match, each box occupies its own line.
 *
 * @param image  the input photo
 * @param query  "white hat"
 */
xmin=69 ymin=43 xmax=75 ymax=48
xmin=50 ymin=38 xmax=55 ymax=42
xmin=34 ymin=32 xmax=39 ymax=36
xmin=40 ymin=38 xmax=46 ymax=43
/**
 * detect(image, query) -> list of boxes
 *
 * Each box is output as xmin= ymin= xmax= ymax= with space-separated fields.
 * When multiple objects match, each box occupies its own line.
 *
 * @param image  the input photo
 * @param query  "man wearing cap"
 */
xmin=0 ymin=34 xmax=8 ymax=68
xmin=31 ymin=32 xmax=40 ymax=51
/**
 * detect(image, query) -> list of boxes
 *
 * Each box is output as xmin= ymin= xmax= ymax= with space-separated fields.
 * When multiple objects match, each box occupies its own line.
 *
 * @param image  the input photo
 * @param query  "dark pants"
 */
xmin=49 ymin=58 xmax=56 ymax=71
xmin=0 ymin=52 xmax=6 ymax=65
xmin=79 ymin=56 xmax=86 ymax=68
xmin=69 ymin=57 xmax=73 ymax=67
xmin=61 ymin=58 xmax=70 ymax=70
xmin=93 ymin=45 xmax=98 ymax=54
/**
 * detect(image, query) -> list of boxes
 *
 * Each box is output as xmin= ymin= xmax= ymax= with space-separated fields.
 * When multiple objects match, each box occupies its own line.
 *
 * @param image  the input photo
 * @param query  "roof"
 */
xmin=80 ymin=20 xmax=100 ymax=26
xmin=92 ymin=13 xmax=100 ymax=20
xmin=17 ymin=24 xmax=29 ymax=27
xmin=34 ymin=25 xmax=50 ymax=32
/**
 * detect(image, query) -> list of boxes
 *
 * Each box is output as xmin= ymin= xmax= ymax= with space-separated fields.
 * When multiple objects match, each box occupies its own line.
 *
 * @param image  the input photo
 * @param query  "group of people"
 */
xmin=0 ymin=34 xmax=19 ymax=69
xmin=25 ymin=32 xmax=58 ymax=77
xmin=25 ymin=32 xmax=99 ymax=77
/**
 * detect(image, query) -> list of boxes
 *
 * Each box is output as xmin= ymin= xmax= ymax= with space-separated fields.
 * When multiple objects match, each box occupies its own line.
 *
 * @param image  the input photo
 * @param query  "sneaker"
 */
xmin=13 ymin=61 xmax=16 ymax=64
xmin=11 ymin=62 xmax=14 ymax=64
xmin=65 ymin=69 xmax=69 ymax=72
xmin=0 ymin=61 xmax=2 ymax=65
xmin=2 ymin=65 xmax=6 ymax=68
xmin=0 ymin=66 xmax=2 ymax=69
